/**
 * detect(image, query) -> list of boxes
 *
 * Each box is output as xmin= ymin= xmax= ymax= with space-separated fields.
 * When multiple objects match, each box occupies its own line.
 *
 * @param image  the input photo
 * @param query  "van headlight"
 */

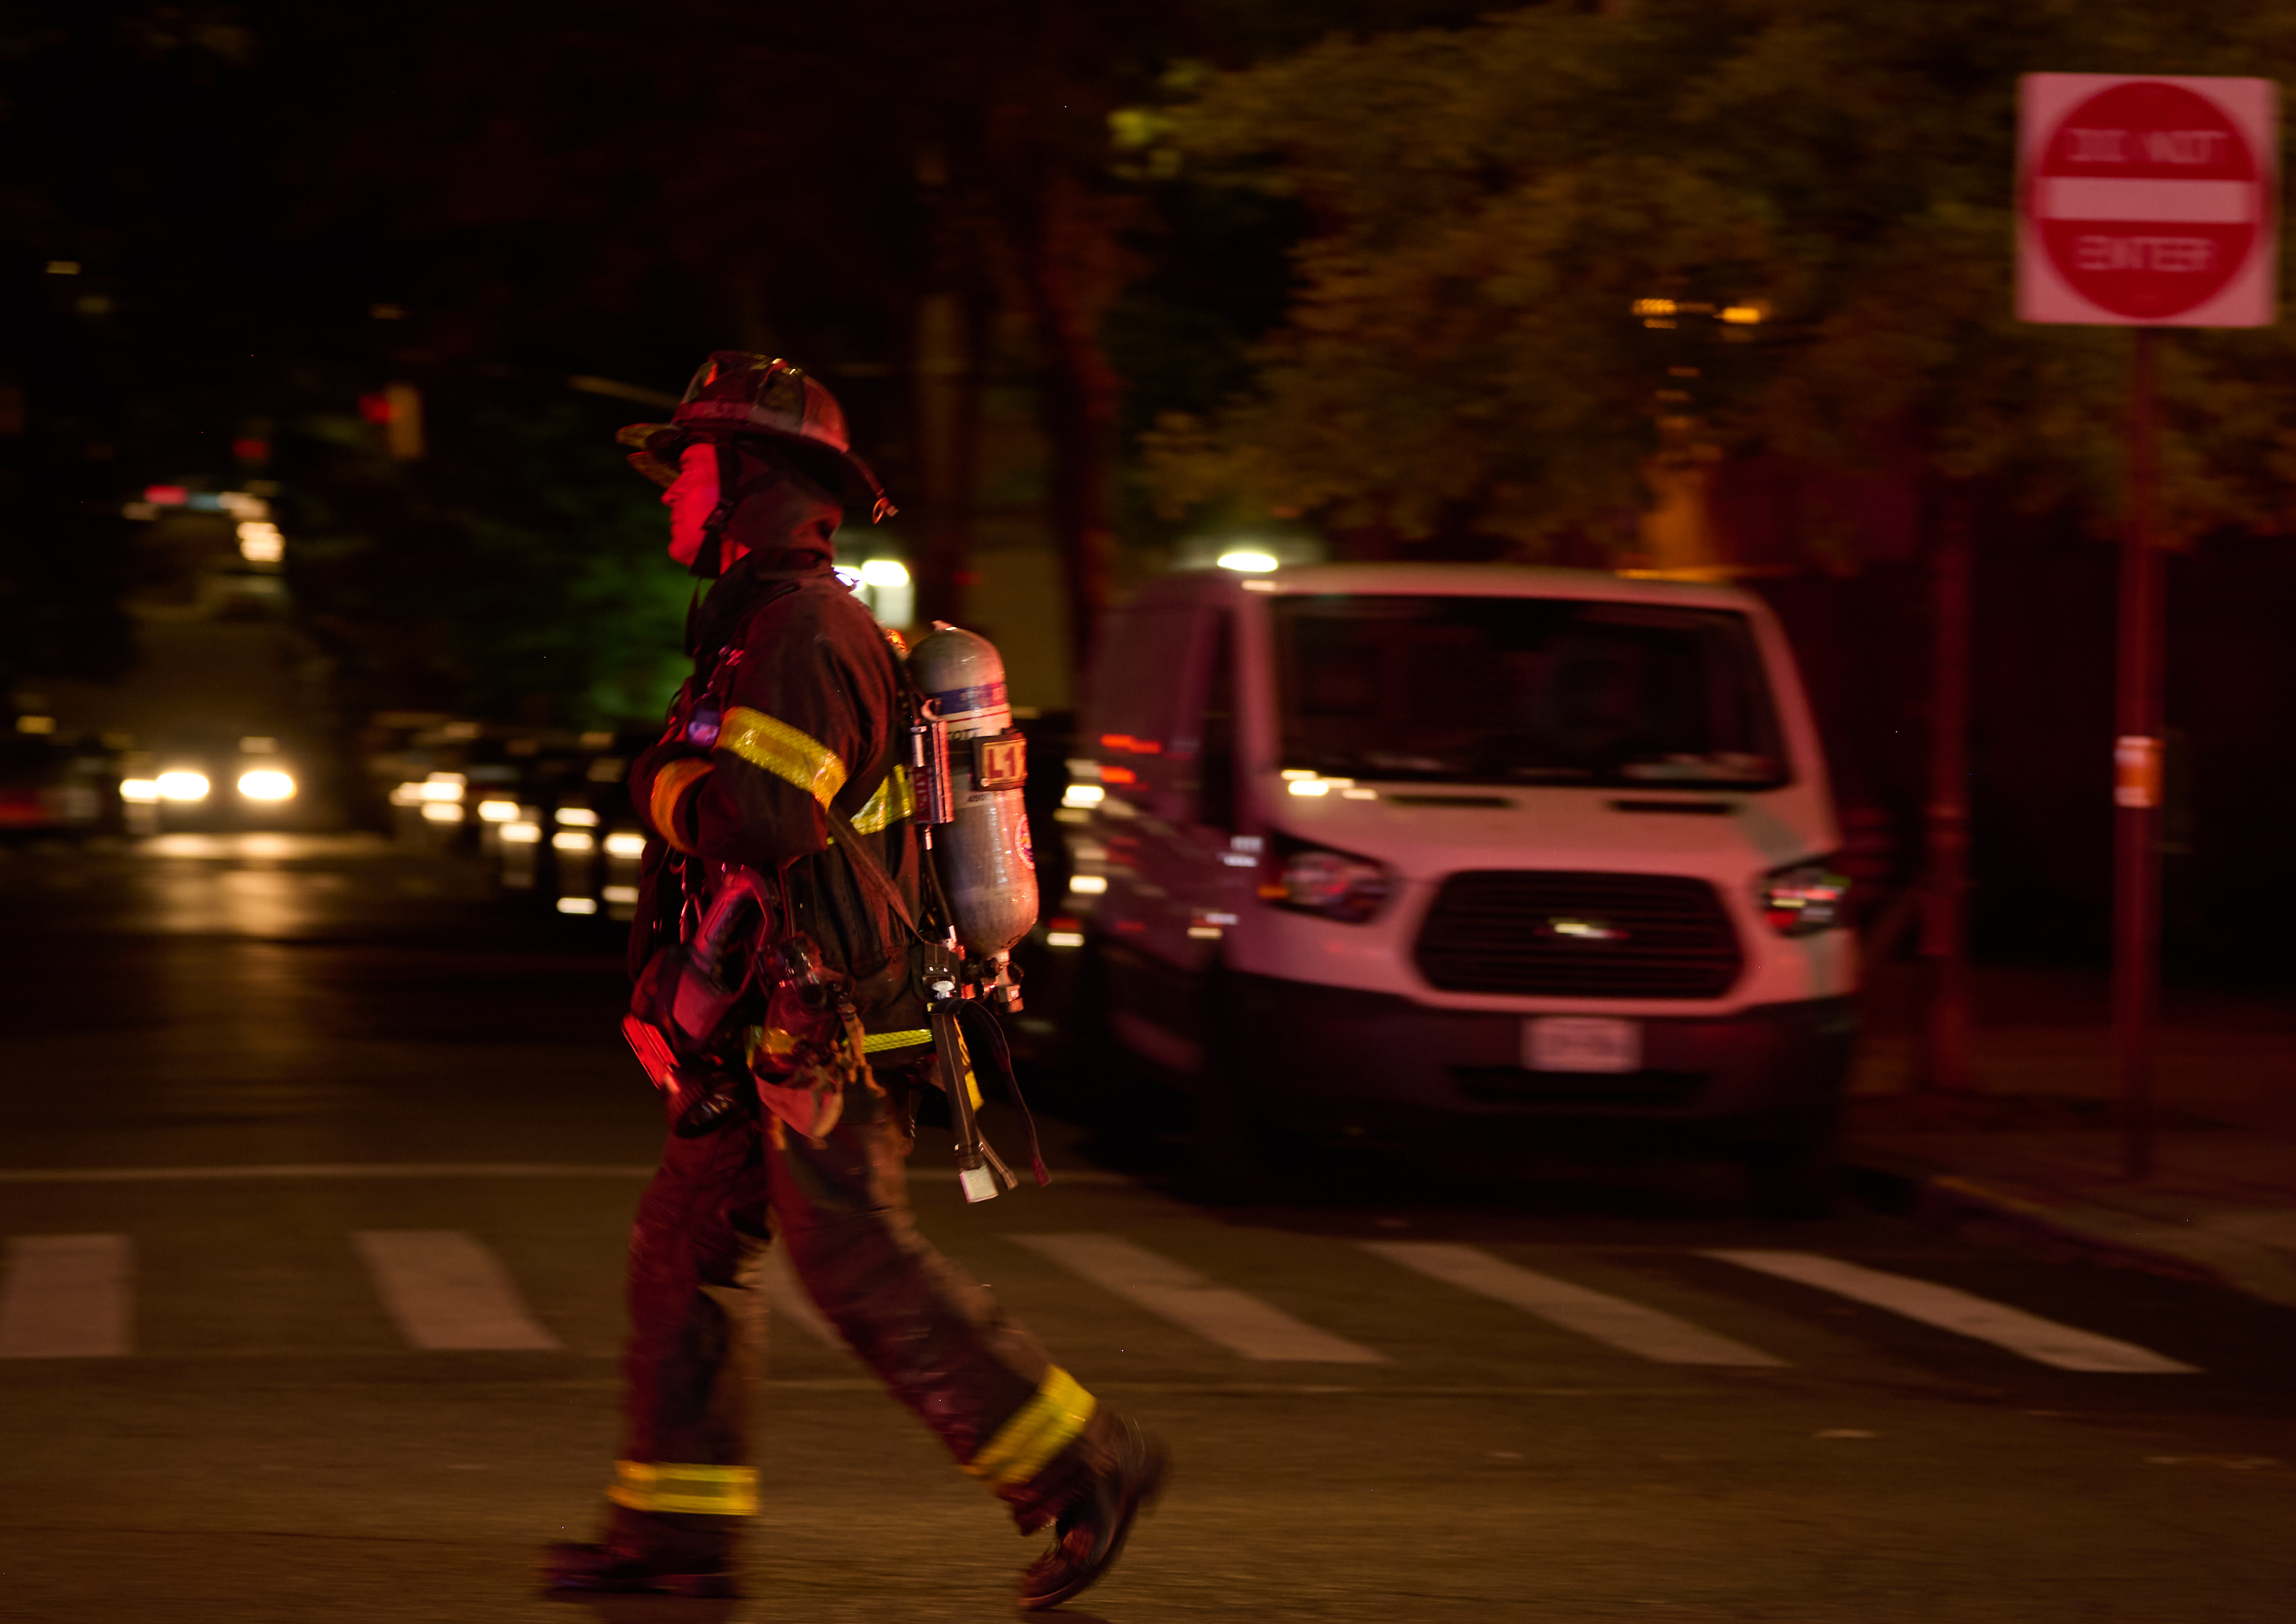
xmin=1757 ymin=858 xmax=1851 ymax=936
xmin=237 ymin=769 xmax=296 ymax=802
xmin=1257 ymin=839 xmax=1391 ymax=924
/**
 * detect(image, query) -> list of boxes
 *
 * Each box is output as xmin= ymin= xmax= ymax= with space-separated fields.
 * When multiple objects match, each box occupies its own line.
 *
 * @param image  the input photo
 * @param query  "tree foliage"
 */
xmin=1140 ymin=1 xmax=2296 ymax=551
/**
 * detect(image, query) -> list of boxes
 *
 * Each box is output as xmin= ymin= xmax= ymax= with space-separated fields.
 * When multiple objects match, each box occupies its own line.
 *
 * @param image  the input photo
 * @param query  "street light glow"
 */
xmin=237 ymin=521 xmax=285 ymax=563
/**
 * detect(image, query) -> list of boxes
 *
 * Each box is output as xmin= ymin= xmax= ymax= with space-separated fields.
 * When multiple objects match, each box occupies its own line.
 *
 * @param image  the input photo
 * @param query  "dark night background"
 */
xmin=3 ymin=0 xmax=2294 ymax=981
xmin=4 ymin=12 xmax=2296 ymax=1622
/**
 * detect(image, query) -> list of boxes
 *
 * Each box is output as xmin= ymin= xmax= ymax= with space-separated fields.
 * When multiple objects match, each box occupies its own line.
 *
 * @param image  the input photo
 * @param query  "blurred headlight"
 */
xmin=557 ymin=807 xmax=600 ymax=827
xmin=475 ymin=798 xmax=519 ymax=822
xmin=553 ymin=830 xmax=594 ymax=852
xmin=155 ymin=771 xmax=211 ymax=802
xmin=418 ymin=774 xmax=465 ymax=802
xmin=1258 ymin=841 xmax=1390 ymax=924
xmin=603 ymin=831 xmax=646 ymax=859
xmin=1062 ymin=783 xmax=1105 ymax=808
xmin=421 ymin=801 xmax=465 ymax=823
xmin=500 ymin=821 xmax=542 ymax=844
xmin=120 ymin=778 xmax=161 ymax=804
xmin=237 ymin=769 xmax=296 ymax=801
xmin=1757 ymin=858 xmax=1851 ymax=936
xmin=556 ymin=896 xmax=599 ymax=915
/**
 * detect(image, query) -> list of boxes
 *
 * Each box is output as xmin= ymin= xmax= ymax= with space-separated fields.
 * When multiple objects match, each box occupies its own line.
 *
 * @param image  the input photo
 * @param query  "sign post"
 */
xmin=2018 ymin=74 xmax=2278 ymax=1179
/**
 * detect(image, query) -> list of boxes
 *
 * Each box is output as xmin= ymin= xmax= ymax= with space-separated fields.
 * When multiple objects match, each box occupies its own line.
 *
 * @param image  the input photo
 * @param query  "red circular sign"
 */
xmin=2031 ymin=80 xmax=2262 ymax=319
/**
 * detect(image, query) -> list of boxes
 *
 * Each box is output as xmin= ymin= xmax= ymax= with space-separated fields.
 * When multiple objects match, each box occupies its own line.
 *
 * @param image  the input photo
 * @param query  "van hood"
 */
xmin=1261 ymin=779 xmax=1836 ymax=883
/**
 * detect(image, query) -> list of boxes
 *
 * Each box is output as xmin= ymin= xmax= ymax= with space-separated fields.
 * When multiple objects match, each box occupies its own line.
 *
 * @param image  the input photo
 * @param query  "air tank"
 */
xmin=906 ymin=623 xmax=1039 ymax=959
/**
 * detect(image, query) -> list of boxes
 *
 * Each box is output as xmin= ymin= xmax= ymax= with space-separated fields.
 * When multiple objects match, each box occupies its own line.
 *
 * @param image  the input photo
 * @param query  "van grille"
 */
xmin=1413 ymin=871 xmax=1742 ymax=999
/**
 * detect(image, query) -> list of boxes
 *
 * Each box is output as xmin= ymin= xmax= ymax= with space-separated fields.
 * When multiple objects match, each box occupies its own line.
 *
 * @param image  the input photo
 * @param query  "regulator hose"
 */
xmin=957 ymin=999 xmax=1049 ymax=1187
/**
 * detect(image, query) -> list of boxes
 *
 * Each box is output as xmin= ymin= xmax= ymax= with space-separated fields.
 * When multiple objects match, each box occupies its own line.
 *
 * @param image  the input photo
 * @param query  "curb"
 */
xmin=1840 ymin=1147 xmax=2296 ymax=1308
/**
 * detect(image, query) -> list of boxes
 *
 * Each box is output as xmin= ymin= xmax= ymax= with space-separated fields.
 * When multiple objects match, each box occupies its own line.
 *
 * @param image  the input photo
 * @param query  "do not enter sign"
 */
xmin=2019 ymin=74 xmax=2279 ymax=327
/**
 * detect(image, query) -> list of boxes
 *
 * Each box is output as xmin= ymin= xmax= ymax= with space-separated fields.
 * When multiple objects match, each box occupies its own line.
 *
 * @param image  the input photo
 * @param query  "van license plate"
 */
xmin=1523 ymin=1017 xmax=1641 ymax=1073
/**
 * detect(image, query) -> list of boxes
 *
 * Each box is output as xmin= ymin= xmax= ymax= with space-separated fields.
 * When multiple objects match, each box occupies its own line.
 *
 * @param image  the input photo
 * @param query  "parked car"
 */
xmin=0 ymin=733 xmax=111 ymax=837
xmin=1052 ymin=562 xmax=1856 ymax=1208
xmin=367 ymin=719 xmax=649 ymax=924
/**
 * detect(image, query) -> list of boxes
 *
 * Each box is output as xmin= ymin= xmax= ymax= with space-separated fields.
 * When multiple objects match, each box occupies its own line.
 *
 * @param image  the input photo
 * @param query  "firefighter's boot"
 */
xmin=541 ymin=1507 xmax=742 ymax=1599
xmin=1016 ymin=1418 xmax=1169 ymax=1612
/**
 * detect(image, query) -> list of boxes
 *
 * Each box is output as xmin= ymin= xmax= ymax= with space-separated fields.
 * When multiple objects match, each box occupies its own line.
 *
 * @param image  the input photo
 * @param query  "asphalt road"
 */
xmin=2 ymin=834 xmax=2292 ymax=1623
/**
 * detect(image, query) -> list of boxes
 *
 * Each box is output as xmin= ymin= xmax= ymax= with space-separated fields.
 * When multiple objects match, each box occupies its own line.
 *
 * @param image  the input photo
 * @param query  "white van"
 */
xmin=1059 ymin=562 xmax=1857 ymax=1204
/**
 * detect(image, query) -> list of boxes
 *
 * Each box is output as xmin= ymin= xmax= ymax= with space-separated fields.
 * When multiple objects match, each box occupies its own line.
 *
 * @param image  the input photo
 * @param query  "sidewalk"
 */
xmin=1840 ymin=962 xmax=2296 ymax=1307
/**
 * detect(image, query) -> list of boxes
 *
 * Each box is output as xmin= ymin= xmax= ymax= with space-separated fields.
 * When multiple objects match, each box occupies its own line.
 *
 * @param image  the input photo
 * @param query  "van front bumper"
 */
xmin=1223 ymin=971 xmax=1854 ymax=1139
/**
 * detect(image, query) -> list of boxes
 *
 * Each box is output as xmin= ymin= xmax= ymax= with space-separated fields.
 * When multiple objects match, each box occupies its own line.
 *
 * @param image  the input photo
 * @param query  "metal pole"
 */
xmin=2114 ymin=326 xmax=2165 ymax=1180
xmin=1920 ymin=486 xmax=1975 ymax=1092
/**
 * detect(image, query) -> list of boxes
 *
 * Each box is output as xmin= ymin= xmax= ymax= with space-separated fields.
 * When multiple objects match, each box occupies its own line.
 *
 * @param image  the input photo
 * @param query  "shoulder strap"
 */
xmin=697 ymin=573 xmax=807 ymax=681
xmin=823 ymin=803 xmax=923 ymax=941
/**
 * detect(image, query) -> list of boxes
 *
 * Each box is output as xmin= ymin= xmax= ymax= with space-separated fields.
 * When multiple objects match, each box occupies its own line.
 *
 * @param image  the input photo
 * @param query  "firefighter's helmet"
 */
xmin=617 ymin=353 xmax=894 ymax=523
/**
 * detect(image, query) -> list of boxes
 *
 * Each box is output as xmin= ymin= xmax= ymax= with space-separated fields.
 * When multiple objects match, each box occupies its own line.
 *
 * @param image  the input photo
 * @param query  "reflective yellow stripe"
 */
xmin=956 ymin=1025 xmax=982 ymax=1109
xmin=607 ymin=1460 xmax=759 ymax=1516
xmin=849 ymin=765 xmax=915 ymax=834
xmin=648 ymin=758 xmax=713 ymax=855
xmin=862 ymin=1028 xmax=931 ymax=1054
xmin=964 ymin=1368 xmax=1095 ymax=1489
xmin=859 ymin=1027 xmax=974 ymax=1104
xmin=718 ymin=706 xmax=847 ymax=808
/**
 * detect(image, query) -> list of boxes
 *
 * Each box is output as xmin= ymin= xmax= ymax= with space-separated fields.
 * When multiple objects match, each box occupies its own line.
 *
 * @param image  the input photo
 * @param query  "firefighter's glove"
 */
xmin=623 ymin=942 xmax=754 ymax=1137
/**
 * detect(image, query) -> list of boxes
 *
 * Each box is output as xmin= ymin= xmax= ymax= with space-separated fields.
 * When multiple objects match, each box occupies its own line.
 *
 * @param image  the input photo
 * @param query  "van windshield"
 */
xmin=1271 ymin=594 xmax=1787 ymax=788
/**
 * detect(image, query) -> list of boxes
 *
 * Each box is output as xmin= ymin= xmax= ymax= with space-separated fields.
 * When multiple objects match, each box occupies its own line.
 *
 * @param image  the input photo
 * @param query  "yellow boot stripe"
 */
xmin=849 ymin=765 xmax=915 ymax=835
xmin=607 ymin=1460 xmax=759 ymax=1516
xmin=719 ymin=707 xmax=848 ymax=807
xmin=964 ymin=1368 xmax=1096 ymax=1489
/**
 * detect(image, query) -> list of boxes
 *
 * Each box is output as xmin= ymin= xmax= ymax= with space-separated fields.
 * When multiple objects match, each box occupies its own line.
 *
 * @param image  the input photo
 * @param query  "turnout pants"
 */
xmin=605 ymin=1065 xmax=1120 ymax=1558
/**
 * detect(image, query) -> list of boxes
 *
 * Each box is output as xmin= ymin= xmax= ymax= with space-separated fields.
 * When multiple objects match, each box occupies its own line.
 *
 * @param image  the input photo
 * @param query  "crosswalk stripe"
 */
xmin=761 ymin=1248 xmax=845 ymax=1349
xmin=1707 ymin=1250 xmax=2200 ymax=1374
xmin=352 ymin=1231 xmax=560 ymax=1351
xmin=1011 ymin=1233 xmax=1386 ymax=1364
xmin=1364 ymin=1242 xmax=1786 ymax=1367
xmin=0 ymin=1235 xmax=133 ymax=1358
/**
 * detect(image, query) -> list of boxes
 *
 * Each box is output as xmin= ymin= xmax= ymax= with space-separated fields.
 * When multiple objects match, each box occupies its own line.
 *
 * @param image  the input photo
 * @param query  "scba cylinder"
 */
xmin=907 ymin=624 xmax=1039 ymax=958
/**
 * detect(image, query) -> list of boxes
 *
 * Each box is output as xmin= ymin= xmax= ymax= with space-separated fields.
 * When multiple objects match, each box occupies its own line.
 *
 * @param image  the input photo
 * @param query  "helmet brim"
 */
xmin=616 ymin=423 xmax=686 ymax=488
xmin=615 ymin=421 xmax=895 ymax=523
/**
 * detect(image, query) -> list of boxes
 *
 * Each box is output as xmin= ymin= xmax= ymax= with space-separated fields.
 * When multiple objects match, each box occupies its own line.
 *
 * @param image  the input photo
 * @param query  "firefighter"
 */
xmin=542 ymin=354 xmax=1164 ymax=1607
